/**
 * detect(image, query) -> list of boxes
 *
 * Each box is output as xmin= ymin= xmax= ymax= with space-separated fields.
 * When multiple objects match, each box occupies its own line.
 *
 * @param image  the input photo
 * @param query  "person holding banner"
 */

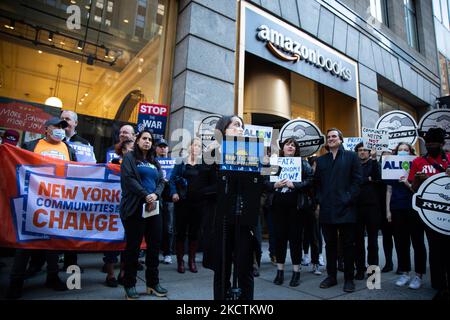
xmin=119 ymin=129 xmax=166 ymax=300
xmin=266 ymin=137 xmax=314 ymax=287
xmin=60 ymin=110 xmax=94 ymax=274
xmin=315 ymin=128 xmax=362 ymax=293
xmin=102 ymin=138 xmax=135 ymax=287
xmin=386 ymin=142 xmax=426 ymax=290
xmin=5 ymin=117 xmax=75 ymax=299
xmin=170 ymin=137 xmax=215 ymax=274
xmin=408 ymin=128 xmax=450 ymax=300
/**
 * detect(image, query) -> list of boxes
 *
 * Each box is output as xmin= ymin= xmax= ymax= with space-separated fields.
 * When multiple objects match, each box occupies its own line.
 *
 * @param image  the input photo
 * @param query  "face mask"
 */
xmin=397 ymin=151 xmax=409 ymax=156
xmin=426 ymin=146 xmax=441 ymax=157
xmin=51 ymin=128 xmax=66 ymax=141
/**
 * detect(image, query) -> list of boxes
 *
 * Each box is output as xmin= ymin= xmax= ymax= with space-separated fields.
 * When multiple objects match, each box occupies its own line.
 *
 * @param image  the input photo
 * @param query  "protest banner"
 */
xmin=0 ymin=144 xmax=125 ymax=250
xmin=244 ymin=124 xmax=273 ymax=147
xmin=343 ymin=137 xmax=363 ymax=151
xmin=381 ymin=155 xmax=417 ymax=180
xmin=270 ymin=157 xmax=302 ymax=182
xmin=362 ymin=127 xmax=389 ymax=153
xmin=157 ymin=157 xmax=176 ymax=180
xmin=67 ymin=142 xmax=96 ymax=163
xmin=137 ymin=103 xmax=169 ymax=140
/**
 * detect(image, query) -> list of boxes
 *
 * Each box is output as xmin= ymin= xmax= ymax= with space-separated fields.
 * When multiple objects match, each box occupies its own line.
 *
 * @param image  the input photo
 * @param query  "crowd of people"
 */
xmin=1 ymin=112 xmax=449 ymax=301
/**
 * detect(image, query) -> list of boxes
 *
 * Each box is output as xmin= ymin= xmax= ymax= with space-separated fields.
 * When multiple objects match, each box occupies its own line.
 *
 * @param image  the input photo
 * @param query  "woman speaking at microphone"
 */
xmin=202 ymin=115 xmax=259 ymax=300
xmin=119 ymin=129 xmax=166 ymax=300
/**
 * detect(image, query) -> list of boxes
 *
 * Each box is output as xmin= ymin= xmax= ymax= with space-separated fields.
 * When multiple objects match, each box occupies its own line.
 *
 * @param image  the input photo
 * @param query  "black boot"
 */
xmin=289 ymin=271 xmax=300 ymax=287
xmin=176 ymin=241 xmax=185 ymax=273
xmin=188 ymin=241 xmax=198 ymax=273
xmin=273 ymin=270 xmax=284 ymax=285
xmin=45 ymin=273 xmax=68 ymax=291
xmin=5 ymin=279 xmax=24 ymax=300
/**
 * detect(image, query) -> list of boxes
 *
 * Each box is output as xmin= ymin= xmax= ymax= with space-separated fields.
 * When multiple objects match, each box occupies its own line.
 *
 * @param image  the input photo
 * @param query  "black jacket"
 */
xmin=66 ymin=133 xmax=91 ymax=146
xmin=119 ymin=151 xmax=165 ymax=220
xmin=22 ymin=139 xmax=77 ymax=161
xmin=315 ymin=146 xmax=362 ymax=224
xmin=356 ymin=159 xmax=380 ymax=206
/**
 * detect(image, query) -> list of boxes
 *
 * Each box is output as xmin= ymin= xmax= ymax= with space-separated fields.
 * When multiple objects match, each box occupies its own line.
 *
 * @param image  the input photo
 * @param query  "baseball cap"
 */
xmin=3 ymin=129 xmax=20 ymax=146
xmin=424 ymin=127 xmax=445 ymax=144
xmin=157 ymin=138 xmax=168 ymax=147
xmin=45 ymin=117 xmax=68 ymax=128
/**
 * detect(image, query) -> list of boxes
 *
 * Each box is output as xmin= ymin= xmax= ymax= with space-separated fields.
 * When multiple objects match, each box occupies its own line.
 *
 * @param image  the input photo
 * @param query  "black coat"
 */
xmin=314 ymin=146 xmax=362 ymax=224
xmin=119 ymin=151 xmax=164 ymax=220
xmin=356 ymin=159 xmax=380 ymax=206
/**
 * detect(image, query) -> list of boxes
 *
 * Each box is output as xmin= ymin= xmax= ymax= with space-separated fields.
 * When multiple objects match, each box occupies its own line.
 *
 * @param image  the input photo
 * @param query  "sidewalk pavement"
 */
xmin=0 ymin=238 xmax=435 ymax=300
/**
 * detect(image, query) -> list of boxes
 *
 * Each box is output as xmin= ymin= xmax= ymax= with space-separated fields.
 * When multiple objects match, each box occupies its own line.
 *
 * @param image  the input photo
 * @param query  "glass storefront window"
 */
xmin=0 ymin=0 xmax=172 ymax=121
xmin=0 ymin=0 xmax=175 ymax=161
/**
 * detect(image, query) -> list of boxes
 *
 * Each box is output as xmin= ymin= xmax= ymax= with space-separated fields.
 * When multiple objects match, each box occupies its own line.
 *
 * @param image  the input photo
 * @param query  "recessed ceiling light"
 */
xmin=38 ymin=50 xmax=43 ymax=54
xmin=84 ymin=93 xmax=89 ymax=96
xmin=70 ymin=0 xmax=76 ymax=3
xmin=60 ymin=41 xmax=65 ymax=45
xmin=75 ymin=60 xmax=80 ymax=63
xmin=123 ymin=19 xmax=129 ymax=23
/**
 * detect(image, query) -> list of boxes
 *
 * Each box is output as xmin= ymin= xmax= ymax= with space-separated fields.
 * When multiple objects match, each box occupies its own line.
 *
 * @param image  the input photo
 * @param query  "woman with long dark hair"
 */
xmin=120 ymin=129 xmax=166 ymax=299
xmin=202 ymin=115 xmax=260 ymax=300
xmin=266 ymin=137 xmax=314 ymax=287
xmin=386 ymin=142 xmax=426 ymax=290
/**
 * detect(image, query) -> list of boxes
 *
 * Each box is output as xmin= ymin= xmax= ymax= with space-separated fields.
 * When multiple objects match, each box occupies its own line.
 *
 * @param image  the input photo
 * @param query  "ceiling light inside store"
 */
xmin=70 ymin=0 xmax=76 ymax=3
xmin=4 ymin=20 xmax=15 ymax=30
xmin=60 ymin=41 xmax=65 ymax=45
xmin=38 ymin=50 xmax=42 ymax=54
xmin=45 ymin=64 xmax=63 ymax=108
xmin=123 ymin=19 xmax=129 ymax=23
xmin=75 ymin=60 xmax=80 ymax=63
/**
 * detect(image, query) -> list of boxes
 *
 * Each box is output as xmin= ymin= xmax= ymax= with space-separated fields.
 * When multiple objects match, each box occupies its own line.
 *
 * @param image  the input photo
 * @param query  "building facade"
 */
xmin=170 ymin=0 xmax=442 ymax=143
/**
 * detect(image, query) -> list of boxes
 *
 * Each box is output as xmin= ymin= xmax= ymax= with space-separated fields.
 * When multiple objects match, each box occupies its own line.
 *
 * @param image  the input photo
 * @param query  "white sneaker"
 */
xmin=312 ymin=264 xmax=322 ymax=275
xmin=318 ymin=254 xmax=325 ymax=266
xmin=163 ymin=255 xmax=172 ymax=264
xmin=395 ymin=274 xmax=410 ymax=287
xmin=301 ymin=254 xmax=311 ymax=266
xmin=408 ymin=275 xmax=422 ymax=290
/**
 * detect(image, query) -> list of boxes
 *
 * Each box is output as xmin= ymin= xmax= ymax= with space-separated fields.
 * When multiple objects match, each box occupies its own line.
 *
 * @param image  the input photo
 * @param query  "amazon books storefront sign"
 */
xmin=244 ymin=5 xmax=358 ymax=99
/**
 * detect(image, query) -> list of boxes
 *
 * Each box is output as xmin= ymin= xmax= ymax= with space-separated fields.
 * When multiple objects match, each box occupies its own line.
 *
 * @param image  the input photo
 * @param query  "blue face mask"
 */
xmin=397 ymin=150 xmax=409 ymax=156
xmin=51 ymin=128 xmax=66 ymax=141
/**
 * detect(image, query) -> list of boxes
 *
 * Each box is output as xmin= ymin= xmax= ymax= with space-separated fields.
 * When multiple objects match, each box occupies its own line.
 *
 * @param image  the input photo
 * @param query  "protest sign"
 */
xmin=362 ymin=127 xmax=389 ymax=153
xmin=381 ymin=155 xmax=417 ymax=180
xmin=270 ymin=157 xmax=302 ymax=182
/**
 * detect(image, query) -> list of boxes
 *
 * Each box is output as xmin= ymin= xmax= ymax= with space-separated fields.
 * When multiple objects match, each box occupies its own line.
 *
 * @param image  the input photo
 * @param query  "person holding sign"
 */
xmin=119 ymin=129 xmax=166 ymax=300
xmin=314 ymin=128 xmax=362 ymax=293
xmin=386 ymin=142 xmax=426 ymax=290
xmin=202 ymin=115 xmax=260 ymax=300
xmin=266 ymin=138 xmax=314 ymax=287
xmin=408 ymin=128 xmax=450 ymax=300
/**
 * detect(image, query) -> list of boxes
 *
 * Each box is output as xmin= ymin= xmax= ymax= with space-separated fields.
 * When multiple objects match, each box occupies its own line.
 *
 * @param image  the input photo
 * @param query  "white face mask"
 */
xmin=51 ymin=128 xmax=66 ymax=141
xmin=397 ymin=150 xmax=409 ymax=156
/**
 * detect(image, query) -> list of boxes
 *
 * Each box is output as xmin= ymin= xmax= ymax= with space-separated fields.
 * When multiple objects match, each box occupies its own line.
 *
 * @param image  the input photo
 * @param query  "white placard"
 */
xmin=343 ymin=137 xmax=363 ymax=151
xmin=381 ymin=155 xmax=417 ymax=180
xmin=244 ymin=124 xmax=273 ymax=147
xmin=270 ymin=157 xmax=302 ymax=182
xmin=362 ymin=127 xmax=389 ymax=153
